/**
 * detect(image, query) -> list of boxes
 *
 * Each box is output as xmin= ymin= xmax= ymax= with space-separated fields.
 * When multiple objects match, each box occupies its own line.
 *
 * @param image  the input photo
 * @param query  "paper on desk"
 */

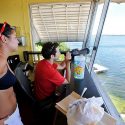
xmin=56 ymin=91 xmax=116 ymax=125
xmin=56 ymin=91 xmax=81 ymax=114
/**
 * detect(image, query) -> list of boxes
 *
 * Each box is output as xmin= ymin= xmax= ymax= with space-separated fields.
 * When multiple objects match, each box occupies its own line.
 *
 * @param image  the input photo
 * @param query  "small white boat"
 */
xmin=93 ymin=64 xmax=108 ymax=73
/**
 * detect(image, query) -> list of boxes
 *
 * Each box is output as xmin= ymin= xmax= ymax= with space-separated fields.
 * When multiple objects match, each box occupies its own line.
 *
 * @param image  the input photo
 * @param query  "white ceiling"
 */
xmin=30 ymin=2 xmax=92 ymax=42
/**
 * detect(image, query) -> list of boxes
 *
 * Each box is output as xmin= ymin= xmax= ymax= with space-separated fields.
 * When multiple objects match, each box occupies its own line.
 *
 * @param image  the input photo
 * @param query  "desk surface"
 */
xmin=65 ymin=64 xmax=101 ymax=99
xmin=55 ymin=92 xmax=116 ymax=125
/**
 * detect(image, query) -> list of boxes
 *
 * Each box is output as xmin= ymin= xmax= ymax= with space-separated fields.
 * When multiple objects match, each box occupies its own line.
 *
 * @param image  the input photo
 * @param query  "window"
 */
xmin=94 ymin=3 xmax=125 ymax=122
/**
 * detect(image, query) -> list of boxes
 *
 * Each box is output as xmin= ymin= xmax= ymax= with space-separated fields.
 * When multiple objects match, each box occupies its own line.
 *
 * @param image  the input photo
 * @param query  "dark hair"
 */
xmin=41 ymin=42 xmax=59 ymax=59
xmin=0 ymin=23 xmax=14 ymax=38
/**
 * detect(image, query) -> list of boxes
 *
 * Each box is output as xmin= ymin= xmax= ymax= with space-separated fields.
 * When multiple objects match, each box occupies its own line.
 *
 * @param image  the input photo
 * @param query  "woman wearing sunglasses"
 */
xmin=0 ymin=22 xmax=23 ymax=125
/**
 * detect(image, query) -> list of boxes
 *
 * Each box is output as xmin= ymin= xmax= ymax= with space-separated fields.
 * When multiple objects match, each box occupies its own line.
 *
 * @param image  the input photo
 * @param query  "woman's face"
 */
xmin=6 ymin=30 xmax=19 ymax=52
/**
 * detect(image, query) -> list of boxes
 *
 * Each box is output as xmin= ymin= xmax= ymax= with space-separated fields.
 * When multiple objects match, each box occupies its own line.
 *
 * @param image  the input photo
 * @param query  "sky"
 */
xmin=92 ymin=3 xmax=125 ymax=35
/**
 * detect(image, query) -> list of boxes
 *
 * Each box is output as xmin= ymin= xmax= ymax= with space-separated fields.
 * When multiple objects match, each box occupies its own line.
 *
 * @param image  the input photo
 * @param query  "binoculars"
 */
xmin=70 ymin=48 xmax=90 ymax=56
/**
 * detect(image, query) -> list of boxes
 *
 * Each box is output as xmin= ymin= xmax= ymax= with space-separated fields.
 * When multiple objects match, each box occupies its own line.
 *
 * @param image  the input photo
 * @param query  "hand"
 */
xmin=65 ymin=52 xmax=71 ymax=62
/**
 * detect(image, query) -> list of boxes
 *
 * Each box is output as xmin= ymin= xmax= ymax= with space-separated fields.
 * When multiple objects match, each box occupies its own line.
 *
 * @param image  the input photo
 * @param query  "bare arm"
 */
xmin=62 ymin=52 xmax=71 ymax=84
xmin=0 ymin=119 xmax=4 ymax=125
xmin=57 ymin=60 xmax=66 ymax=70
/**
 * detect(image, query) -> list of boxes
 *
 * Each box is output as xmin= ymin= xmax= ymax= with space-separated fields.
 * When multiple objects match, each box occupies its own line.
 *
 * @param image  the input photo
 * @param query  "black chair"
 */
xmin=14 ymin=67 xmax=35 ymax=103
xmin=14 ymin=65 xmax=68 ymax=124
xmin=14 ymin=66 xmax=57 ymax=108
xmin=16 ymin=61 xmax=34 ymax=78
xmin=7 ymin=55 xmax=21 ymax=71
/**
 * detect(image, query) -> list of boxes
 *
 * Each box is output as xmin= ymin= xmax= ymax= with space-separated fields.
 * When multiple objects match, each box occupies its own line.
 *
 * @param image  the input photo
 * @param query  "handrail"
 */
xmin=23 ymin=49 xmax=89 ymax=62
xmin=23 ymin=51 xmax=67 ymax=62
xmin=23 ymin=51 xmax=42 ymax=62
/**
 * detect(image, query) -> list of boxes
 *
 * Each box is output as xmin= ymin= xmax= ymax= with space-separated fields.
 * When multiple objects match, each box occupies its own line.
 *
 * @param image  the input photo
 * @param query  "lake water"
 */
xmin=93 ymin=36 xmax=125 ymax=98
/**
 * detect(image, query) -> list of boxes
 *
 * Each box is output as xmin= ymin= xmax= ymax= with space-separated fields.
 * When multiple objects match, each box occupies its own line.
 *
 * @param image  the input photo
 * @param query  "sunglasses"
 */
xmin=0 ymin=22 xmax=7 ymax=39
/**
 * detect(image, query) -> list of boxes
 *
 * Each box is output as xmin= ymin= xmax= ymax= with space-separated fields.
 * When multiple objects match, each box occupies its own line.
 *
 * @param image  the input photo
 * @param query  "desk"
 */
xmin=55 ymin=91 xmax=81 ymax=115
xmin=53 ymin=92 xmax=81 ymax=125
xmin=53 ymin=64 xmax=107 ymax=125
xmin=65 ymin=66 xmax=100 ymax=98
xmin=54 ymin=91 xmax=116 ymax=125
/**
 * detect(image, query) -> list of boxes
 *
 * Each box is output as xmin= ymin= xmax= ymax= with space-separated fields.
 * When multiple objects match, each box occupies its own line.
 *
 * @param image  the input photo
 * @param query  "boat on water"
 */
xmin=93 ymin=64 xmax=108 ymax=73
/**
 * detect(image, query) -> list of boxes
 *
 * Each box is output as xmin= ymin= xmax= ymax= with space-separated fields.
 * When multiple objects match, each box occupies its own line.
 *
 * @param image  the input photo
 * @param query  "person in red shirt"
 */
xmin=35 ymin=42 xmax=71 ymax=100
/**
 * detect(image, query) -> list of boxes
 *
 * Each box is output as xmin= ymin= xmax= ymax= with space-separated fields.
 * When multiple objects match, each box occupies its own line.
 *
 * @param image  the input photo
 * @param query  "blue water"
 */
xmin=95 ymin=35 xmax=125 ymax=100
xmin=67 ymin=35 xmax=125 ymax=113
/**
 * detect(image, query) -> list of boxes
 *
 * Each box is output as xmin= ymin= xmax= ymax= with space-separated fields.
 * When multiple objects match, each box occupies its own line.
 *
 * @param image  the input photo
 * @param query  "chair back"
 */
xmin=15 ymin=67 xmax=35 ymax=102
xmin=15 ymin=66 xmax=55 ymax=109
xmin=7 ymin=55 xmax=20 ymax=71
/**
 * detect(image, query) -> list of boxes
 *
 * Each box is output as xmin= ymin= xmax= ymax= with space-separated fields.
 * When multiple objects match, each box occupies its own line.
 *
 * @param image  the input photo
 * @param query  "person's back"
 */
xmin=35 ymin=59 xmax=65 ymax=100
xmin=34 ymin=42 xmax=71 ymax=101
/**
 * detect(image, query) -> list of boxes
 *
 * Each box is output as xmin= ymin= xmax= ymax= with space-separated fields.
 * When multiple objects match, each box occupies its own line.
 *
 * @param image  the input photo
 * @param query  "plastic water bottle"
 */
xmin=74 ymin=55 xmax=85 ymax=79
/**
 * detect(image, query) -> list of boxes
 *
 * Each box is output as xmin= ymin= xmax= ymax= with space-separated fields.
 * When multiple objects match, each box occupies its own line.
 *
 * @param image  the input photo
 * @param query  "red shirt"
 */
xmin=35 ymin=59 xmax=65 ymax=100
